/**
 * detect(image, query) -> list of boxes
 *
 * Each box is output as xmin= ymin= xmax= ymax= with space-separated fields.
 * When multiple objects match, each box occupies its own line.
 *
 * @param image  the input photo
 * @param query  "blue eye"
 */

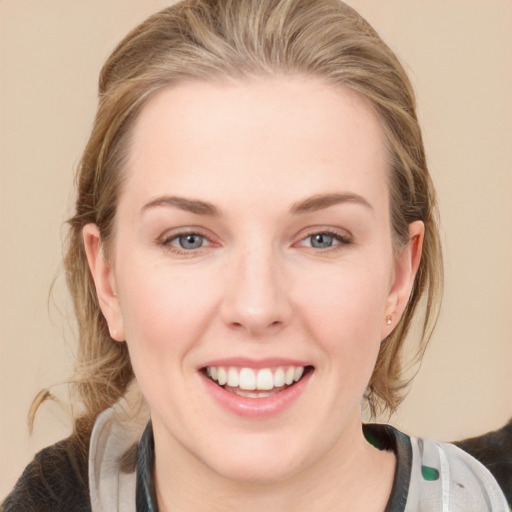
xmin=176 ymin=233 xmax=205 ymax=250
xmin=309 ymin=233 xmax=335 ymax=249
xmin=299 ymin=231 xmax=351 ymax=250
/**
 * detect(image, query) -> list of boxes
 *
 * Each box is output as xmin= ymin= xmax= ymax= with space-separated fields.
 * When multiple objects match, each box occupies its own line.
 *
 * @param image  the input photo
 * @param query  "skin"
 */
xmin=84 ymin=77 xmax=423 ymax=511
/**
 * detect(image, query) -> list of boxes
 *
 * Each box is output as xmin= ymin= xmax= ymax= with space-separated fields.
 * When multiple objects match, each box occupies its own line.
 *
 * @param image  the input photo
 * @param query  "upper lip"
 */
xmin=199 ymin=357 xmax=313 ymax=370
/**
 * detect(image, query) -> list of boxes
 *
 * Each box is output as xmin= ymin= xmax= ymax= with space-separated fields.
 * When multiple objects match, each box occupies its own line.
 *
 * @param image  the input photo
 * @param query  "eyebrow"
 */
xmin=290 ymin=193 xmax=373 ymax=214
xmin=141 ymin=196 xmax=219 ymax=216
xmin=141 ymin=192 xmax=372 ymax=217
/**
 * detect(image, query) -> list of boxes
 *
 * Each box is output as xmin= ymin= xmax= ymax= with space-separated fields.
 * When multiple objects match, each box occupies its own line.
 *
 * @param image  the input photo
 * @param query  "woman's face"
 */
xmin=85 ymin=77 xmax=422 ymax=483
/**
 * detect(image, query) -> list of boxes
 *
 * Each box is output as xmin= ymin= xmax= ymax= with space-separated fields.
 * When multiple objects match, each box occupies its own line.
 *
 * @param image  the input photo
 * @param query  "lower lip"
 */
xmin=201 ymin=370 xmax=313 ymax=418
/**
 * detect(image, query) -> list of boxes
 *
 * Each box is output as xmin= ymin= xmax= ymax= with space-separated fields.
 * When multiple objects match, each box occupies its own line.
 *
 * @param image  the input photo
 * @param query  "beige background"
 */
xmin=1 ymin=0 xmax=511 ymax=498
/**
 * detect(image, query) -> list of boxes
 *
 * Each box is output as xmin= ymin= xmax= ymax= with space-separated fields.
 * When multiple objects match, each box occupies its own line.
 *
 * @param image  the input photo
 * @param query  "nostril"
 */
xmin=228 ymin=319 xmax=283 ymax=333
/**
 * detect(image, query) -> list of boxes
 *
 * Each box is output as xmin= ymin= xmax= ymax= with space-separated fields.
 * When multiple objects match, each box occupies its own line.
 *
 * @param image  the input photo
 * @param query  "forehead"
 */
xmin=122 ymin=77 xmax=389 ymax=213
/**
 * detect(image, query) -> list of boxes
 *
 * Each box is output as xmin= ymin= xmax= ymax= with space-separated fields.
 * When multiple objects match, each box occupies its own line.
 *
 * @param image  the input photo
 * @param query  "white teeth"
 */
xmin=235 ymin=389 xmax=259 ymax=398
xmin=274 ymin=367 xmax=285 ymax=387
xmin=206 ymin=365 xmax=308 ymax=392
xmin=217 ymin=367 xmax=227 ymax=386
xmin=239 ymin=368 xmax=256 ymax=390
xmin=256 ymin=369 xmax=274 ymax=390
xmin=227 ymin=367 xmax=239 ymax=387
xmin=294 ymin=366 xmax=304 ymax=382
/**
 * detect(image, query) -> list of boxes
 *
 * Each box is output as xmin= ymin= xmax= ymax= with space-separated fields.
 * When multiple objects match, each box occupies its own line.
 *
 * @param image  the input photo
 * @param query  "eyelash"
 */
xmin=158 ymin=228 xmax=352 ymax=256
xmin=159 ymin=229 xmax=214 ymax=256
xmin=297 ymin=230 xmax=352 ymax=251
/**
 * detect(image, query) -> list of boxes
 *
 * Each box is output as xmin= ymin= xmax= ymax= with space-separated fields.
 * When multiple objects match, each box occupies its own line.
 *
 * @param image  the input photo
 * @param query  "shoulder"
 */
xmin=2 ymin=435 xmax=91 ymax=512
xmin=455 ymin=419 xmax=512 ymax=508
xmin=407 ymin=435 xmax=509 ymax=511
xmin=365 ymin=424 xmax=510 ymax=511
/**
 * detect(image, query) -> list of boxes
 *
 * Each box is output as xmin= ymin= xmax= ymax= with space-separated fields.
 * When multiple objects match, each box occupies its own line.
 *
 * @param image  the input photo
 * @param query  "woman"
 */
xmin=2 ymin=0 xmax=509 ymax=510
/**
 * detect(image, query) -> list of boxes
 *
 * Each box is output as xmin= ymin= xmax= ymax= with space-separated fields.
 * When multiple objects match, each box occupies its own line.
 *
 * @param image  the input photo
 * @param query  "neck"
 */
xmin=153 ymin=416 xmax=396 ymax=512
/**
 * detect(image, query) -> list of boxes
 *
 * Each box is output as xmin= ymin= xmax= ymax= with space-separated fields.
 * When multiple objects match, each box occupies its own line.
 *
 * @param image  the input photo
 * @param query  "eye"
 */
xmin=173 ymin=233 xmax=206 ymax=250
xmin=298 ymin=230 xmax=351 ymax=250
xmin=160 ymin=231 xmax=211 ymax=252
xmin=310 ymin=233 xmax=336 ymax=249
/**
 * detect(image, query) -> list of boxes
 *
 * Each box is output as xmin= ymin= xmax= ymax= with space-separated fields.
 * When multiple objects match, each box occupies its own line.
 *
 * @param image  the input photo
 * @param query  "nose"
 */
xmin=220 ymin=244 xmax=293 ymax=337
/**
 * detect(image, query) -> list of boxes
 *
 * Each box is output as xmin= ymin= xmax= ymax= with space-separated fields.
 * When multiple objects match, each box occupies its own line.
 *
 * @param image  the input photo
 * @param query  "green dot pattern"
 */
xmin=421 ymin=465 xmax=440 ymax=481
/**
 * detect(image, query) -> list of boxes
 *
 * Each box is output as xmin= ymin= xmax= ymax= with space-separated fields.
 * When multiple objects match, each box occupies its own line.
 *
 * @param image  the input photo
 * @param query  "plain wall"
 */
xmin=1 ymin=0 xmax=511 ymax=498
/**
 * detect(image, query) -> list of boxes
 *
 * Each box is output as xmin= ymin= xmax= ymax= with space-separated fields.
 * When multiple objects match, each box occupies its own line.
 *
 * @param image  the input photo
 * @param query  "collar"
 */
xmin=88 ymin=395 xmax=149 ymax=512
xmin=136 ymin=422 xmax=157 ymax=512
xmin=363 ymin=423 xmax=412 ymax=512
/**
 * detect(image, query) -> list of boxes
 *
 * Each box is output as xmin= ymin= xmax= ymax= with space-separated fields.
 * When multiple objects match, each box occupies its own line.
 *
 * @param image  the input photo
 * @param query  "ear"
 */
xmin=381 ymin=220 xmax=424 ymax=339
xmin=82 ymin=223 xmax=125 ymax=342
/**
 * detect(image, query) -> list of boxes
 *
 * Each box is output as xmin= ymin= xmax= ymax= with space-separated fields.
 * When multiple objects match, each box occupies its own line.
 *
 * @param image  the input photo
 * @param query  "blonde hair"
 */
xmin=38 ymin=0 xmax=443 ymax=428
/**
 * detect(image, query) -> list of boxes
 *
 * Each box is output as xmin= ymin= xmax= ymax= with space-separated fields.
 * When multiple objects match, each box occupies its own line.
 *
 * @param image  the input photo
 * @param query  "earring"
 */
xmin=386 ymin=315 xmax=392 ymax=326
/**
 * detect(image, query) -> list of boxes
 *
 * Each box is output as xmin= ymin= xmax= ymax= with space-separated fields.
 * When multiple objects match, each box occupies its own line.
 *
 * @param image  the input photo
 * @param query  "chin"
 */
xmin=211 ymin=458 xmax=303 ymax=486
xmin=198 ymin=433 xmax=315 ymax=486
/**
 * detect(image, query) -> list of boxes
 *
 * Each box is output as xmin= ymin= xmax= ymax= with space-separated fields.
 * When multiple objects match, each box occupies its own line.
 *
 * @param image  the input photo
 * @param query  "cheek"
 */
xmin=289 ymin=262 xmax=393 ymax=419
xmin=296 ymin=263 xmax=390 ymax=360
xmin=115 ymin=256 xmax=220 ymax=372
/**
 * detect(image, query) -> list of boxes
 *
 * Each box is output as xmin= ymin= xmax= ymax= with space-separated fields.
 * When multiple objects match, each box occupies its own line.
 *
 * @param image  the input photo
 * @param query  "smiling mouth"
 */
xmin=202 ymin=365 xmax=314 ymax=398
